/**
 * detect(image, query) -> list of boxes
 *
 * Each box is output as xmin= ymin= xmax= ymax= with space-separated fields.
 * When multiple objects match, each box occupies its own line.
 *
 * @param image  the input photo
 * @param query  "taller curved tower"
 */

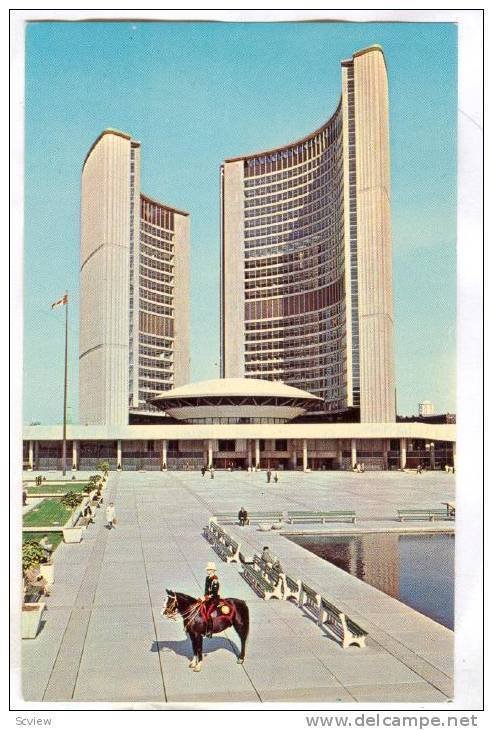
xmin=220 ymin=45 xmax=395 ymax=422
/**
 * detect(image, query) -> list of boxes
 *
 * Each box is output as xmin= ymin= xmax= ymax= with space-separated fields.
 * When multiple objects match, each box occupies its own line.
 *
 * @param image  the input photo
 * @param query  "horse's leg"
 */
xmin=233 ymin=604 xmax=249 ymax=663
xmin=193 ymin=633 xmax=203 ymax=672
xmin=188 ymin=633 xmax=198 ymax=668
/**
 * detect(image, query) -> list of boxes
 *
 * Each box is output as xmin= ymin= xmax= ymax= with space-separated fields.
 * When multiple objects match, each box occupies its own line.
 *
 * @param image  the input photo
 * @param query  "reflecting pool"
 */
xmin=288 ymin=532 xmax=454 ymax=629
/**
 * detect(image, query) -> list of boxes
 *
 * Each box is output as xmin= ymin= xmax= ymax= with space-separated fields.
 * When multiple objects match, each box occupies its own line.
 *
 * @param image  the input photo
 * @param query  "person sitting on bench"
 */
xmin=261 ymin=546 xmax=274 ymax=565
xmin=238 ymin=507 xmax=248 ymax=526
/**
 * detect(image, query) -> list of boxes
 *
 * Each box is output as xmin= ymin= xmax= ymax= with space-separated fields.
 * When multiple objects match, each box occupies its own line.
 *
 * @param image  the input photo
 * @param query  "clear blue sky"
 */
xmin=23 ymin=21 xmax=457 ymax=424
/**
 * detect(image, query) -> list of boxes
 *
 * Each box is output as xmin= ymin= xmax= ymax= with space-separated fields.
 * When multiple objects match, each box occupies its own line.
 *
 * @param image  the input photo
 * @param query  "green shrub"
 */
xmin=22 ymin=541 xmax=46 ymax=572
xmin=60 ymin=491 xmax=83 ymax=508
xmin=97 ymin=461 xmax=110 ymax=476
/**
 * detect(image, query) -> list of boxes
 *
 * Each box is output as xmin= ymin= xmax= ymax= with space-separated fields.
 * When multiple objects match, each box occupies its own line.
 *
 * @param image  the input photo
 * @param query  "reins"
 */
xmin=164 ymin=594 xmax=202 ymax=629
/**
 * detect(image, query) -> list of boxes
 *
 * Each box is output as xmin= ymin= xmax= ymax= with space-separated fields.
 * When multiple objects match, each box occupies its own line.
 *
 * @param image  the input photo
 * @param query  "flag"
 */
xmin=51 ymin=294 xmax=68 ymax=309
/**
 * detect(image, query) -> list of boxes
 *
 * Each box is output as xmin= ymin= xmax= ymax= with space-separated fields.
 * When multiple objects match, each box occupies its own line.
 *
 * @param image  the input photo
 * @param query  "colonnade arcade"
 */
xmin=24 ymin=437 xmax=455 ymax=472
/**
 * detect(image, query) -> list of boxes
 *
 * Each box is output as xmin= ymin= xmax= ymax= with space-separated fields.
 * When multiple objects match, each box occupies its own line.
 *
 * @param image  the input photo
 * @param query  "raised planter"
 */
xmin=39 ymin=563 xmax=54 ymax=586
xmin=62 ymin=527 xmax=83 ymax=543
xmin=21 ymin=602 xmax=45 ymax=639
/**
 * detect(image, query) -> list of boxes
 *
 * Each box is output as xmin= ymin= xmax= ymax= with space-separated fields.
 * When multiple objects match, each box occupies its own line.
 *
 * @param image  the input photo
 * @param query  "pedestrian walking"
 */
xmin=266 ymin=469 xmax=271 ymax=484
xmin=273 ymin=470 xmax=279 ymax=483
xmin=210 ymin=466 xmax=215 ymax=480
xmin=106 ymin=502 xmax=116 ymax=529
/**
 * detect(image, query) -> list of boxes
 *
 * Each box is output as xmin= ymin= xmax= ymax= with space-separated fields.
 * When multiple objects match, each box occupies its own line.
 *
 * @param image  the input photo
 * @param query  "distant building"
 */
xmin=79 ymin=129 xmax=190 ymax=426
xmin=221 ymin=46 xmax=395 ymax=423
xmin=419 ymin=401 xmax=434 ymax=417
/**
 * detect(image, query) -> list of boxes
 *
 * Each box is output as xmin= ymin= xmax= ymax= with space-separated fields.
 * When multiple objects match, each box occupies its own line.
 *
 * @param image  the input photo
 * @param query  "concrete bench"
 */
xmin=242 ymin=563 xmax=283 ymax=600
xmin=281 ymin=573 xmax=302 ymax=602
xmin=213 ymin=533 xmax=241 ymax=564
xmin=299 ymin=583 xmax=367 ymax=649
xmin=287 ymin=511 xmax=356 ymax=524
xmin=204 ymin=521 xmax=225 ymax=543
xmin=212 ymin=512 xmax=283 ymax=526
xmin=397 ymin=508 xmax=451 ymax=522
xmin=252 ymin=556 xmax=302 ymax=602
xmin=320 ymin=597 xmax=367 ymax=649
xmin=252 ymin=554 xmax=282 ymax=584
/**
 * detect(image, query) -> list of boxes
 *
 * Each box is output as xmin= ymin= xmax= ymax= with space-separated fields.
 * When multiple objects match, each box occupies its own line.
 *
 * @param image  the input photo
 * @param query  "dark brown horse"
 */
xmin=162 ymin=589 xmax=249 ymax=672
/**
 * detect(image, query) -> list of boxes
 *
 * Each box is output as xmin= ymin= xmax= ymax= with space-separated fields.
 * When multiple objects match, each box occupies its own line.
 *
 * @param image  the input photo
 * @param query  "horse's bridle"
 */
xmin=162 ymin=593 xmax=178 ymax=620
xmin=162 ymin=592 xmax=202 ymax=628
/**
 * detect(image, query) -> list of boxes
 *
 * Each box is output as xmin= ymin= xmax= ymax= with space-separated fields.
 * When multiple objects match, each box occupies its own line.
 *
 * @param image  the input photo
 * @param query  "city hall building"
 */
xmin=23 ymin=378 xmax=455 ymax=473
xmin=23 ymin=47 xmax=456 ymax=472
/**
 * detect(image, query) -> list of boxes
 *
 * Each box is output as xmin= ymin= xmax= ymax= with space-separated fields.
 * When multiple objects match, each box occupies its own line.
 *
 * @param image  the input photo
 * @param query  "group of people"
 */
xmin=201 ymin=466 xmax=215 ymax=479
xmin=352 ymin=462 xmax=366 ymax=473
xmin=266 ymin=469 xmax=279 ymax=483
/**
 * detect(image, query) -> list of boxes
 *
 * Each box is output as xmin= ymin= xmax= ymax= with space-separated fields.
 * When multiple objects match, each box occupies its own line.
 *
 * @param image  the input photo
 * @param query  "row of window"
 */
xmin=139 ymin=299 xmax=174 ymax=317
xmin=141 ymin=201 xmax=175 ymax=231
xmin=243 ymin=115 xmax=342 ymax=177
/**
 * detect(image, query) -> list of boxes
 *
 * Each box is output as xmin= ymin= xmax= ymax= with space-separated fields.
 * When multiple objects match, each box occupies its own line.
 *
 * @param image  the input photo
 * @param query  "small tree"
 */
xmin=22 ymin=542 xmax=46 ymax=572
xmin=61 ymin=491 xmax=83 ymax=508
xmin=97 ymin=460 xmax=110 ymax=477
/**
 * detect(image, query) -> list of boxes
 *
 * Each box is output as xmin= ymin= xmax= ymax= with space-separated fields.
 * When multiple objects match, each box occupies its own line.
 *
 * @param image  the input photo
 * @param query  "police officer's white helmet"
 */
xmin=206 ymin=562 xmax=216 ymax=571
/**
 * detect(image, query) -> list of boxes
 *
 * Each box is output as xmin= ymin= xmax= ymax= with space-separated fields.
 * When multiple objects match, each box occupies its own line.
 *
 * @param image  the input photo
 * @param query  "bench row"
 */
xmin=242 ymin=555 xmax=367 ymax=649
xmin=211 ymin=510 xmax=356 ymax=526
xmin=213 ymin=508 xmax=455 ymax=526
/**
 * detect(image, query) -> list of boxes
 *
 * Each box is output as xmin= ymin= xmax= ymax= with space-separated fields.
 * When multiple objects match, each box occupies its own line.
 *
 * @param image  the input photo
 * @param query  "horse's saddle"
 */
xmin=199 ymin=599 xmax=235 ymax=623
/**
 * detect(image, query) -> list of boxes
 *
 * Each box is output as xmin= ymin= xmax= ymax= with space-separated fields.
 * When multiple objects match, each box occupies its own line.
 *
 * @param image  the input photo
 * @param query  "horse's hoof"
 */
xmin=189 ymin=661 xmax=196 ymax=668
xmin=193 ymin=664 xmax=202 ymax=672
xmin=237 ymin=658 xmax=244 ymax=664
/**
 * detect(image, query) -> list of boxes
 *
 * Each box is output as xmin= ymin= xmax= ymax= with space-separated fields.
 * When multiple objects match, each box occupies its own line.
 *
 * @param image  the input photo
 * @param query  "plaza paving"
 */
xmin=22 ymin=469 xmax=455 ymax=705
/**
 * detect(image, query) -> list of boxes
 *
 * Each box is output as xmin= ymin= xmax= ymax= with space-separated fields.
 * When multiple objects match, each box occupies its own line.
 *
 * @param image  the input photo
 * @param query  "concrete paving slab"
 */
xmin=22 ymin=470 xmax=455 ymax=704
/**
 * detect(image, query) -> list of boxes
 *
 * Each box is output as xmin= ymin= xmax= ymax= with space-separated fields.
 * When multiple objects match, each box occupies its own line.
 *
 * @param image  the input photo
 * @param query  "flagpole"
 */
xmin=62 ymin=292 xmax=68 ymax=476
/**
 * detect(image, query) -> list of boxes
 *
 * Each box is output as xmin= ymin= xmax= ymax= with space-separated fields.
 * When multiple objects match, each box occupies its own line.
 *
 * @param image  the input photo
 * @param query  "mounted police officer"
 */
xmin=203 ymin=562 xmax=220 ymax=636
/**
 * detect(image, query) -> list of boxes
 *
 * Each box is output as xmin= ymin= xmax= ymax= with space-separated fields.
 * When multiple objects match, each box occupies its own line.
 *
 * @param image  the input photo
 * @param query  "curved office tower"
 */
xmin=80 ymin=129 xmax=189 ymax=425
xmin=221 ymin=46 xmax=395 ymax=422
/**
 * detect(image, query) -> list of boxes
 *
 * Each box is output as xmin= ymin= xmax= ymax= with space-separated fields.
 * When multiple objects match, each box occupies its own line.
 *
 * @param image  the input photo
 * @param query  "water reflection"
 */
xmin=288 ymin=533 xmax=454 ymax=629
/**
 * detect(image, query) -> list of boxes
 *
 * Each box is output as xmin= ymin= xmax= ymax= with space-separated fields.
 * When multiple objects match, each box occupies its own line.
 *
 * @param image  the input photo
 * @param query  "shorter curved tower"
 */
xmin=80 ymin=129 xmax=189 ymax=425
xmin=220 ymin=46 xmax=395 ymax=422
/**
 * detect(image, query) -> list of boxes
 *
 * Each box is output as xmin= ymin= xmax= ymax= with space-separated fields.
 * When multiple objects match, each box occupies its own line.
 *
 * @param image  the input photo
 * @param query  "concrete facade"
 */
xmin=23 ymin=421 xmax=455 ymax=472
xmin=221 ymin=46 xmax=395 ymax=423
xmin=79 ymin=130 xmax=190 ymax=426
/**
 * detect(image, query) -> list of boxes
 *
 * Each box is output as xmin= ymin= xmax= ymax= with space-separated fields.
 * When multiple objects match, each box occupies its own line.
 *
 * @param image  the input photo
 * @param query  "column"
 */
xmin=383 ymin=439 xmax=389 ymax=470
xmin=247 ymin=441 xmax=252 ymax=469
xmin=72 ymin=440 xmax=78 ymax=470
xmin=34 ymin=441 xmax=38 ymax=471
xmin=337 ymin=440 xmax=343 ymax=469
xmin=208 ymin=440 xmax=213 ymax=467
xmin=351 ymin=439 xmax=357 ymax=469
xmin=302 ymin=439 xmax=308 ymax=472
xmin=452 ymin=441 xmax=456 ymax=471
xmin=117 ymin=439 xmax=122 ymax=469
xmin=400 ymin=438 xmax=407 ymax=470
xmin=254 ymin=439 xmax=260 ymax=469
xmin=291 ymin=443 xmax=298 ymax=470
xmin=28 ymin=441 xmax=34 ymax=471
xmin=162 ymin=440 xmax=168 ymax=470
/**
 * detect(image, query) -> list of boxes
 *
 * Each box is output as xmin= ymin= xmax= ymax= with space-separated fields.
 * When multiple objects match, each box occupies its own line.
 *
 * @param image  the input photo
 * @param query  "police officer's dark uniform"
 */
xmin=203 ymin=562 xmax=220 ymax=636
